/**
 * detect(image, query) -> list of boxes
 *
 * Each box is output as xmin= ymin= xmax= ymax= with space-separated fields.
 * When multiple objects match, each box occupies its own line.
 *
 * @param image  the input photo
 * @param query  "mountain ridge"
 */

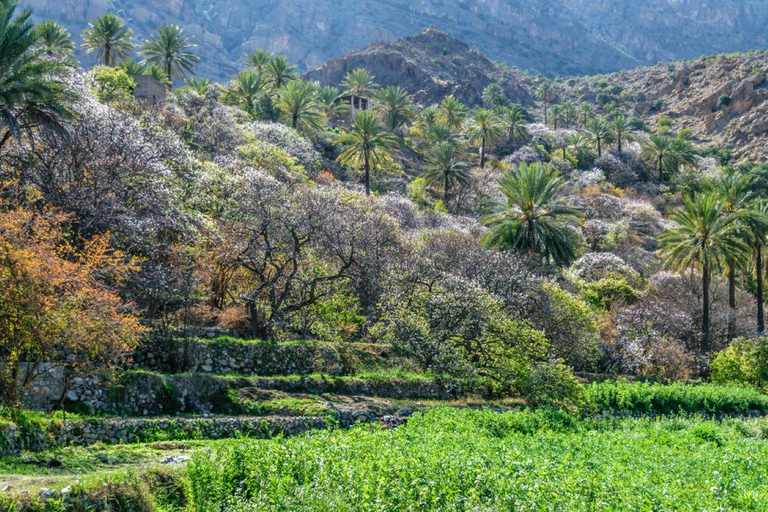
xmin=21 ymin=0 xmax=768 ymax=81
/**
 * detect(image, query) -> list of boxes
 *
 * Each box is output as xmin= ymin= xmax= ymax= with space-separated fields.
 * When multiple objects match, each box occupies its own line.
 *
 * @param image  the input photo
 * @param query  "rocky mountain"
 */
xmin=559 ymin=51 xmax=768 ymax=163
xmin=305 ymin=28 xmax=534 ymax=107
xmin=21 ymin=0 xmax=768 ymax=80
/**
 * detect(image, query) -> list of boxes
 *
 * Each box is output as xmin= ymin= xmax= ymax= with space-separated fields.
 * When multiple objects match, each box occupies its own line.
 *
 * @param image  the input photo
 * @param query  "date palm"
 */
xmin=535 ymin=82 xmax=557 ymax=125
xmin=318 ymin=85 xmax=346 ymax=119
xmin=225 ymin=70 xmax=268 ymax=116
xmin=243 ymin=49 xmax=273 ymax=76
xmin=373 ymin=86 xmax=416 ymax=134
xmin=642 ymin=135 xmax=684 ymax=183
xmin=184 ymin=77 xmax=214 ymax=95
xmin=610 ymin=114 xmax=635 ymax=154
xmin=266 ymin=55 xmax=298 ymax=90
xmin=116 ymin=58 xmax=146 ymax=76
xmin=34 ymin=20 xmax=74 ymax=59
xmin=276 ymin=80 xmax=326 ymax=134
xmin=566 ymin=133 xmax=593 ymax=167
xmin=482 ymin=83 xmax=508 ymax=110
xmin=342 ymin=68 xmax=378 ymax=115
xmin=420 ymin=142 xmax=470 ymax=201
xmin=465 ymin=109 xmax=503 ymax=169
xmin=500 ymin=105 xmax=531 ymax=147
xmin=438 ymin=96 xmax=468 ymax=131
xmin=549 ymin=104 xmax=564 ymax=130
xmin=743 ymin=199 xmax=768 ymax=333
xmin=1 ymin=0 xmax=74 ymax=151
xmin=713 ymin=169 xmax=756 ymax=339
xmin=586 ymin=117 xmax=612 ymax=157
xmin=579 ymin=103 xmax=593 ymax=126
xmin=140 ymin=24 xmax=199 ymax=87
xmin=337 ymin=110 xmax=398 ymax=196
xmin=480 ymin=162 xmax=582 ymax=265
xmin=659 ymin=192 xmax=747 ymax=350
xmin=562 ymin=101 xmax=579 ymax=128
xmin=81 ymin=13 xmax=133 ymax=66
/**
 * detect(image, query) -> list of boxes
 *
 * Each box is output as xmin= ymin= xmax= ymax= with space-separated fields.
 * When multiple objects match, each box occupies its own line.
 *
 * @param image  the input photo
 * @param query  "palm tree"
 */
xmin=642 ymin=134 xmax=679 ymax=182
xmin=34 ymin=20 xmax=74 ymax=59
xmin=437 ymin=96 xmax=468 ymax=131
xmin=317 ymin=85 xmax=346 ymax=120
xmin=140 ymin=24 xmax=199 ymax=87
xmin=341 ymin=68 xmax=378 ymax=114
xmin=500 ymin=105 xmax=531 ymax=147
xmin=0 ymin=0 xmax=74 ymax=151
xmin=586 ymin=118 xmax=612 ymax=157
xmin=266 ymin=55 xmax=298 ymax=90
xmin=424 ymin=122 xmax=460 ymax=148
xmin=713 ymin=169 xmax=756 ymax=339
xmin=337 ymin=110 xmax=398 ymax=196
xmin=465 ymin=109 xmax=503 ymax=169
xmin=672 ymin=137 xmax=697 ymax=170
xmin=116 ymin=58 xmax=146 ymax=76
xmin=659 ymin=193 xmax=747 ymax=350
xmin=549 ymin=104 xmax=564 ymax=130
xmin=243 ymin=49 xmax=273 ymax=76
xmin=610 ymin=114 xmax=635 ymax=154
xmin=566 ymin=133 xmax=593 ymax=167
xmin=81 ymin=13 xmax=133 ymax=66
xmin=535 ymin=82 xmax=557 ymax=125
xmin=276 ymin=80 xmax=326 ymax=134
xmin=482 ymin=83 xmax=508 ymax=110
xmin=144 ymin=65 xmax=171 ymax=88
xmin=480 ymin=162 xmax=582 ymax=265
xmin=743 ymin=199 xmax=768 ymax=333
xmin=225 ymin=70 xmax=267 ymax=116
xmin=562 ymin=101 xmax=579 ymax=128
xmin=373 ymin=86 xmax=416 ymax=134
xmin=420 ymin=142 xmax=470 ymax=200
xmin=184 ymin=77 xmax=214 ymax=95
xmin=579 ymin=103 xmax=593 ymax=126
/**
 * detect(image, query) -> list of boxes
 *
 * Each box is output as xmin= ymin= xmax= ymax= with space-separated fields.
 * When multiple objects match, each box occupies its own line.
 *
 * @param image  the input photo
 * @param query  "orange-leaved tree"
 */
xmin=0 ymin=191 xmax=145 ymax=406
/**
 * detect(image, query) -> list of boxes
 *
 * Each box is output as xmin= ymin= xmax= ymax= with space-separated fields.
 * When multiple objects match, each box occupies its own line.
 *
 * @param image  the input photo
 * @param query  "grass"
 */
xmin=184 ymin=407 xmax=768 ymax=510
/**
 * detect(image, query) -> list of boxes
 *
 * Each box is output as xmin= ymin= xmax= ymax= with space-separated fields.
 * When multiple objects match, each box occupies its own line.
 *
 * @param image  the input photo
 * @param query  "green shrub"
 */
xmin=89 ymin=66 xmax=135 ymax=102
xmin=584 ymin=381 xmax=768 ymax=415
xmin=711 ymin=337 xmax=768 ymax=390
xmin=582 ymin=277 xmax=639 ymax=311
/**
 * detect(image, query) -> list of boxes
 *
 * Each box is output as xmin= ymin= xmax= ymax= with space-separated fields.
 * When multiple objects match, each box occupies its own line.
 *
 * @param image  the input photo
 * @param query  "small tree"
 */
xmin=0 ymin=194 xmax=144 ymax=406
xmin=336 ymin=110 xmax=398 ymax=195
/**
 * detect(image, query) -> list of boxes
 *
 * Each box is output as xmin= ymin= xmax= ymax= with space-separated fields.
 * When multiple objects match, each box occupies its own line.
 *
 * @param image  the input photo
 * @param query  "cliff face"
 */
xmin=21 ymin=0 xmax=768 ymax=80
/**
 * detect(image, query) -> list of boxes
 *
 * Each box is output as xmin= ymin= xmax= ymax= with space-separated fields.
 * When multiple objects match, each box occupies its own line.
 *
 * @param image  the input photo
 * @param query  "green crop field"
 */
xmin=184 ymin=407 xmax=768 ymax=511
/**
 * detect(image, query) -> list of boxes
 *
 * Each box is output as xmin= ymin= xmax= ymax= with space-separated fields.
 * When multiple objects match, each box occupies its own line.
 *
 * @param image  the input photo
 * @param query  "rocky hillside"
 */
xmin=21 ymin=0 xmax=768 ymax=80
xmin=305 ymin=28 xmax=534 ymax=107
xmin=560 ymin=51 xmax=768 ymax=162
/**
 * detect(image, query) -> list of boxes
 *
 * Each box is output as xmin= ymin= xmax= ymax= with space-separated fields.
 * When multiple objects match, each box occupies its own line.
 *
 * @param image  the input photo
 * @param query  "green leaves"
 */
xmin=140 ymin=23 xmax=199 ymax=83
xmin=481 ymin=162 xmax=583 ymax=265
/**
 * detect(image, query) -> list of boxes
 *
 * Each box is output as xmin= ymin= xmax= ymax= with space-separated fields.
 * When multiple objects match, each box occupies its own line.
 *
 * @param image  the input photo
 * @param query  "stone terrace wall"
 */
xmin=132 ymin=338 xmax=394 ymax=376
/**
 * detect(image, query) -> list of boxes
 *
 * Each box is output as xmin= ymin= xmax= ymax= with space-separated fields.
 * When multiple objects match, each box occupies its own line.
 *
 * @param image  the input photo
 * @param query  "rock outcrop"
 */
xmin=305 ymin=28 xmax=534 ymax=107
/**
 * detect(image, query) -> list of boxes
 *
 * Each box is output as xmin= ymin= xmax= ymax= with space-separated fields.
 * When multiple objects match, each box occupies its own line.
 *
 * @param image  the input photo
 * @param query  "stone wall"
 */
xmin=132 ymin=338 xmax=393 ymax=376
xmin=0 ymin=416 xmax=329 ymax=456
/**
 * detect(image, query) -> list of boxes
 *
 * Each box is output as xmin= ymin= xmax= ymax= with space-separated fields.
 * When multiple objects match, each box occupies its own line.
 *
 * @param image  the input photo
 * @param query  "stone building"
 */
xmin=132 ymin=74 xmax=168 ymax=103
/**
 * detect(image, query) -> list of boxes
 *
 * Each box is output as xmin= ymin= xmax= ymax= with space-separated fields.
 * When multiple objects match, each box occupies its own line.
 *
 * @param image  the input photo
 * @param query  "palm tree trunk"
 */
xmin=364 ymin=150 xmax=371 ymax=196
xmin=563 ymin=147 xmax=567 ymax=160
xmin=444 ymin=174 xmax=449 ymax=201
xmin=617 ymin=136 xmax=622 ymax=154
xmin=544 ymin=103 xmax=548 ymax=125
xmin=659 ymin=161 xmax=664 ymax=183
xmin=597 ymin=138 xmax=602 ymax=157
xmin=758 ymin=243 xmax=765 ymax=334
xmin=480 ymin=137 xmax=486 ymax=169
xmin=702 ymin=261 xmax=711 ymax=352
xmin=728 ymin=265 xmax=736 ymax=340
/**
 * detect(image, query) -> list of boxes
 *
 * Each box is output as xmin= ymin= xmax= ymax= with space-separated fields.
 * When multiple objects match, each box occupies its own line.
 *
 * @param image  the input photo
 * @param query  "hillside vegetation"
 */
xmin=4 ymin=0 xmax=768 ymax=508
